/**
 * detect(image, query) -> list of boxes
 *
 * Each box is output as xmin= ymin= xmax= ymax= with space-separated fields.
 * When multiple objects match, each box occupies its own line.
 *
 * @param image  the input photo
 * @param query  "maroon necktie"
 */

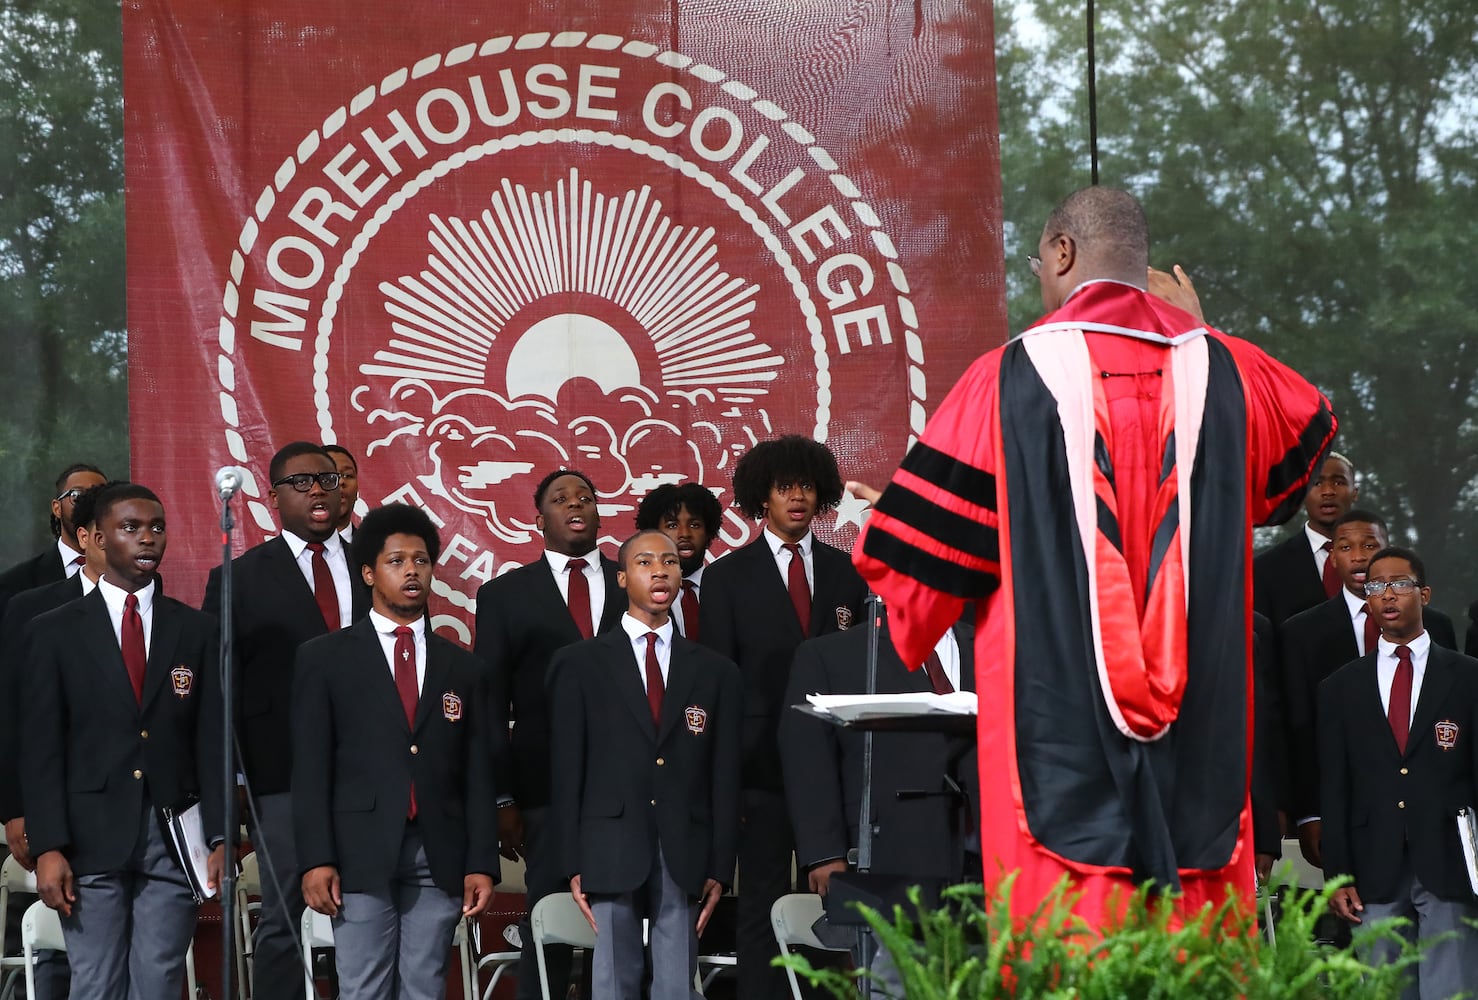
xmin=70 ymin=555 xmax=85 ymax=568
xmin=644 ymin=632 xmax=664 ymax=725
xmin=1361 ymin=606 xmax=1379 ymax=655
xmin=393 ymin=626 xmax=419 ymax=819
xmin=1389 ymin=645 xmax=1413 ymax=755
xmin=566 ymin=558 xmax=594 ymax=639
xmin=783 ymin=543 xmax=811 ymax=635
xmin=1320 ymin=541 xmax=1340 ymax=598
xmin=122 ymin=593 xmax=147 ymax=704
xmin=922 ymin=650 xmax=954 ymax=695
xmin=680 ymin=581 xmax=701 ymax=642
xmin=305 ymin=542 xmax=341 ymax=631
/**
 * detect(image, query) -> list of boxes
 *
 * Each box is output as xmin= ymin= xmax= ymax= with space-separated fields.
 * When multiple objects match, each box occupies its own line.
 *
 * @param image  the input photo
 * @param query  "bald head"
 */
xmin=1036 ymin=187 xmax=1150 ymax=311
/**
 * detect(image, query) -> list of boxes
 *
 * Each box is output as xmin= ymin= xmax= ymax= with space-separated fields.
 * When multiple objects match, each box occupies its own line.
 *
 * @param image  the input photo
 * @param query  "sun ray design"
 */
xmin=361 ymin=168 xmax=783 ymax=401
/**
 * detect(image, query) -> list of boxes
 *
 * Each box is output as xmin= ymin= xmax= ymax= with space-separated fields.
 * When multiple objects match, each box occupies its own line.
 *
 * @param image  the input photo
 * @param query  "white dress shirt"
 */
xmin=763 ymin=527 xmax=814 ymax=592
xmin=673 ymin=565 xmax=704 ymax=638
xmin=929 ymin=628 xmax=963 ymax=690
xmin=57 ymin=538 xmax=85 ymax=579
xmin=368 ymin=610 xmax=427 ymax=695
xmin=1375 ymin=630 xmax=1430 ymax=726
xmin=544 ymin=550 xmax=605 ymax=628
xmin=97 ymin=576 xmax=156 ymax=656
xmin=1304 ymin=521 xmax=1332 ymax=580
xmin=1340 ymin=586 xmax=1374 ymax=657
xmin=621 ymin=613 xmax=673 ymax=693
xmin=282 ymin=529 xmax=354 ymax=629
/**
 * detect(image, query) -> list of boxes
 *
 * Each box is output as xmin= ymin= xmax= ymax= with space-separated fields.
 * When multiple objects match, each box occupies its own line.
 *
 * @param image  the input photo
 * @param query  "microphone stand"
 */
xmin=854 ymin=592 xmax=883 ymax=999
xmin=218 ymin=489 xmax=237 ymax=1000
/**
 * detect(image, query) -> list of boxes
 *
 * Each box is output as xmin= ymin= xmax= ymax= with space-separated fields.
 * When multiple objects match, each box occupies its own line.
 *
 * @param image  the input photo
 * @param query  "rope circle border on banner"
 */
xmin=215 ymin=30 xmax=928 ymax=534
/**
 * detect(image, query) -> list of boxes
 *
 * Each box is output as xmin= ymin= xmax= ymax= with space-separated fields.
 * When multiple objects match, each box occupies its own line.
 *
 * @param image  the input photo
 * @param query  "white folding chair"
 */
xmin=0 ymin=855 xmax=39 ymax=998
xmin=236 ymin=851 xmax=260 ymax=998
xmin=300 ymin=907 xmax=335 ymax=1000
xmin=20 ymin=900 xmax=66 ymax=1000
xmin=771 ymin=893 xmax=851 ymax=1000
xmin=529 ymin=892 xmax=595 ymax=1000
xmin=475 ymin=856 xmax=526 ymax=1000
xmin=695 ymin=950 xmax=737 ymax=993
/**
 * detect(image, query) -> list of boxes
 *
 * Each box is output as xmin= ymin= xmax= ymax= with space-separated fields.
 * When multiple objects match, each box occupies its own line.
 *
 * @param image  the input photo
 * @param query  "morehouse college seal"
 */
xmin=214 ymin=31 xmax=930 ymax=644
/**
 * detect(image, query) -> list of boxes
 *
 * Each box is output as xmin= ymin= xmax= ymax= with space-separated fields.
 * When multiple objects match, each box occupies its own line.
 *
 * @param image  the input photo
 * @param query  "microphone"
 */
xmin=215 ymin=466 xmax=247 ymax=500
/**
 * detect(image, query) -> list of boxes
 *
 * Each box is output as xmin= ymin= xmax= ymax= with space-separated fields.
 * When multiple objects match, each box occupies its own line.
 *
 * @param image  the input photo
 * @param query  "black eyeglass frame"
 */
xmin=271 ymin=472 xmax=342 ymax=493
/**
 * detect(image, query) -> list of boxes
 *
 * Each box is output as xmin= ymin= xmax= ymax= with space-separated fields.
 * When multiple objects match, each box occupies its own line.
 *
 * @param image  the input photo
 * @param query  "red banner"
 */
xmin=124 ymin=0 xmax=1003 ymax=640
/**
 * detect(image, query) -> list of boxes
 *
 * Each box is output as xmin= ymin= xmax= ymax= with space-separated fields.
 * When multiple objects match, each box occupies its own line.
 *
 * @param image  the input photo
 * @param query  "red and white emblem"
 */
xmin=170 ymin=665 xmax=194 ymax=699
xmin=685 ymin=705 xmax=707 ymax=735
xmin=835 ymin=606 xmax=853 ymax=631
xmin=442 ymin=691 xmax=463 ymax=722
xmin=1436 ymin=720 xmax=1459 ymax=750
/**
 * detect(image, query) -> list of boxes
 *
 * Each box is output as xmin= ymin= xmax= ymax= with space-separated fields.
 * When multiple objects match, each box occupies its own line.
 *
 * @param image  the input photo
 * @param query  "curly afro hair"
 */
xmin=729 ymin=435 xmax=844 ymax=519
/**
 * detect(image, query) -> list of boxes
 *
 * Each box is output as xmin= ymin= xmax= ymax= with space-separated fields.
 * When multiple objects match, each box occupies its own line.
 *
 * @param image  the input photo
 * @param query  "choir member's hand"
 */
xmin=497 ymin=803 xmax=525 ymax=862
xmin=463 ymin=873 xmax=495 ymax=917
xmin=5 ymin=818 xmax=34 ymax=871
xmin=302 ymin=865 xmax=343 ymax=917
xmin=1296 ymin=820 xmax=1322 ymax=869
xmin=569 ymin=874 xmax=596 ymax=933
xmin=1330 ymin=885 xmax=1363 ymax=924
xmin=807 ymin=859 xmax=849 ymax=898
xmin=206 ymin=845 xmax=228 ymax=893
xmin=1255 ymin=853 xmax=1274 ymax=886
xmin=35 ymin=851 xmax=75 ymax=917
xmin=696 ymin=878 xmax=723 ymax=935
xmin=1146 ymin=265 xmax=1205 ymax=323
xmin=843 ymin=481 xmax=881 ymax=505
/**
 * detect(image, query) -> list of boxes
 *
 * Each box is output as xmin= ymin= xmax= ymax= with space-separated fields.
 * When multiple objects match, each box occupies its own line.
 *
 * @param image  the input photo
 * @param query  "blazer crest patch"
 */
xmin=685 ymin=705 xmax=708 ymax=734
xmin=835 ymin=606 xmax=853 ymax=630
xmin=170 ymin=665 xmax=194 ymax=698
xmin=442 ymin=691 xmax=463 ymax=722
xmin=1435 ymin=720 xmax=1459 ymax=751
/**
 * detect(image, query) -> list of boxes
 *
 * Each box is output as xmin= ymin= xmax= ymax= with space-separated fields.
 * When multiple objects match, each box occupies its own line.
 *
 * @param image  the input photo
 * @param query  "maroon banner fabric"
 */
xmin=124 ymin=0 xmax=1003 ymax=640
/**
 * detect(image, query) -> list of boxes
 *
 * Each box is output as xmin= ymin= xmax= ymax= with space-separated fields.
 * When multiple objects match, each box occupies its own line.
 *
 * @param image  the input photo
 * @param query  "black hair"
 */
xmin=1367 ymin=546 xmax=1426 ymax=587
xmin=533 ymin=468 xmax=597 ymax=511
xmin=635 ymin=483 xmax=723 ymax=540
xmin=352 ymin=503 xmax=441 ymax=571
xmin=1332 ymin=508 xmax=1387 ymax=535
xmin=730 ymin=435 xmax=844 ymax=519
xmin=72 ymin=480 xmax=128 ymax=534
xmin=269 ymin=441 xmax=333 ymax=483
xmin=1043 ymin=187 xmax=1149 ymax=273
xmin=93 ymin=483 xmax=163 ymax=526
xmin=617 ymin=528 xmax=676 ymax=571
xmin=322 ymin=444 xmax=357 ymax=469
xmin=49 ymin=462 xmax=105 ymax=538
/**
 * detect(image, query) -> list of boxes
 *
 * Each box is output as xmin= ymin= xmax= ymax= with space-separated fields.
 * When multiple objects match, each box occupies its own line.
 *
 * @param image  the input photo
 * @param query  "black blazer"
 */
xmin=21 ymin=588 xmax=224 ymax=875
xmin=291 ymin=619 xmax=498 ymax=897
xmin=0 ymin=574 xmax=85 ymax=821
xmin=778 ymin=620 xmax=977 ymax=881
xmin=202 ymin=536 xmax=370 ymax=795
xmin=1281 ymin=596 xmax=1457 ymax=818
xmin=473 ymin=555 xmax=623 ymax=808
xmin=548 ymin=627 xmax=741 ymax=897
xmin=0 ymin=548 xmax=67 ymax=624
xmin=698 ymin=536 xmax=867 ymax=789
xmin=1252 ymin=529 xmax=1328 ymax=627
xmin=1465 ymin=600 xmax=1477 ymax=659
xmin=1250 ymin=612 xmax=1285 ymax=856
xmin=1319 ymin=644 xmax=1478 ymax=902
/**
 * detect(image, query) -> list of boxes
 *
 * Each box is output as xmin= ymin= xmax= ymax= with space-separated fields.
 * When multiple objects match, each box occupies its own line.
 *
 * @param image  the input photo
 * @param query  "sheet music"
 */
xmin=1458 ymin=808 xmax=1478 ymax=897
xmin=805 ymin=691 xmax=977 ymax=722
xmin=165 ymin=801 xmax=218 ymax=901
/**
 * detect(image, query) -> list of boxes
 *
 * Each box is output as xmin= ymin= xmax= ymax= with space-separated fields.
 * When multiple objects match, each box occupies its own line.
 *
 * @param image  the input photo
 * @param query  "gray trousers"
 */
xmin=589 ymin=845 xmax=699 ymax=1000
xmin=59 ymin=803 xmax=197 ymax=1000
xmin=1358 ymin=860 xmax=1478 ymax=1000
xmin=515 ymin=806 xmax=579 ymax=1000
xmin=332 ymin=825 xmax=462 ymax=1000
xmin=249 ymin=790 xmax=307 ymax=1000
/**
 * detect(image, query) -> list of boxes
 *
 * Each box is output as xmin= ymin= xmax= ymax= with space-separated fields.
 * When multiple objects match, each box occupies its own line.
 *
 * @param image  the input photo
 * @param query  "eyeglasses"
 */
xmin=1027 ymin=255 xmax=1043 ymax=277
xmin=272 ymin=472 xmax=341 ymax=493
xmin=1363 ymin=579 xmax=1420 ymax=597
xmin=53 ymin=488 xmax=85 ymax=504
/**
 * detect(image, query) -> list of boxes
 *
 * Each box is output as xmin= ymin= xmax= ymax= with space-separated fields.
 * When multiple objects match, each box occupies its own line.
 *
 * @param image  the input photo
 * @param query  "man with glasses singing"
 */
xmin=0 ymin=462 xmax=106 ymax=624
xmin=203 ymin=441 xmax=371 ymax=999
xmin=1320 ymin=547 xmax=1478 ymax=997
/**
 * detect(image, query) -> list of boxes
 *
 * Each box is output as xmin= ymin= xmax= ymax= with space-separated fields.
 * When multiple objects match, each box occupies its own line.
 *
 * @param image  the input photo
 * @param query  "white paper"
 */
xmin=1458 ymin=808 xmax=1478 ymax=897
xmin=805 ymin=691 xmax=978 ymax=722
xmin=165 ymin=801 xmax=218 ymax=901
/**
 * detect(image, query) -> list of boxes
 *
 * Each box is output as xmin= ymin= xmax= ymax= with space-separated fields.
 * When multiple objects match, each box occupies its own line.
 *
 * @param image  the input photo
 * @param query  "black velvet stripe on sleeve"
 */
xmin=874 ymin=484 xmax=1000 ymax=563
xmin=1264 ymin=399 xmax=1335 ymax=511
xmin=898 ymin=442 xmax=997 ymax=511
xmin=861 ymin=527 xmax=999 ymax=600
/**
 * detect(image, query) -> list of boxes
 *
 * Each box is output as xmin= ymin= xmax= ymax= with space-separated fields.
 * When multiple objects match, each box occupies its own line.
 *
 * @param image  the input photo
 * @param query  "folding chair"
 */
xmin=771 ymin=893 xmax=852 ymax=1000
xmin=299 ymin=904 xmax=476 ymax=999
xmin=529 ymin=892 xmax=595 ymax=1000
xmin=0 ymin=855 xmax=38 ymax=999
xmin=236 ymin=851 xmax=260 ymax=997
xmin=20 ymin=900 xmax=66 ymax=1000
xmin=474 ymin=856 xmax=526 ymax=999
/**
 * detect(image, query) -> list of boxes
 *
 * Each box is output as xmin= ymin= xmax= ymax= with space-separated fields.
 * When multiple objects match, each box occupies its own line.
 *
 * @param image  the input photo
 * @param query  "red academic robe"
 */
xmin=855 ymin=279 xmax=1335 ymax=921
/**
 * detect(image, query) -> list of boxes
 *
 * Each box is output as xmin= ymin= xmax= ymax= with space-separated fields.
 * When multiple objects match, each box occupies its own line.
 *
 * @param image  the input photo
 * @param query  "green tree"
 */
xmin=996 ymin=0 xmax=1478 ymax=618
xmin=0 ymin=0 xmax=127 ymax=554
